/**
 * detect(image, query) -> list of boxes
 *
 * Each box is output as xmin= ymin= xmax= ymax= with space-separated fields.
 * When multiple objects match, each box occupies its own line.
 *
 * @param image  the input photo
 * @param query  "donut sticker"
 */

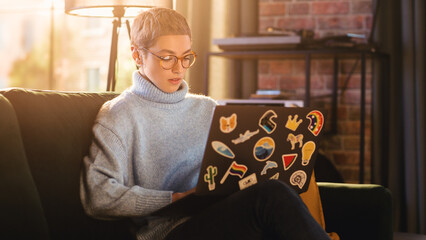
xmin=290 ymin=170 xmax=307 ymax=189
xmin=301 ymin=141 xmax=316 ymax=166
xmin=306 ymin=110 xmax=324 ymax=136
xmin=259 ymin=110 xmax=278 ymax=134
xmin=211 ymin=141 xmax=235 ymax=159
xmin=282 ymin=153 xmax=298 ymax=170
xmin=220 ymin=113 xmax=237 ymax=133
xmin=253 ymin=137 xmax=275 ymax=162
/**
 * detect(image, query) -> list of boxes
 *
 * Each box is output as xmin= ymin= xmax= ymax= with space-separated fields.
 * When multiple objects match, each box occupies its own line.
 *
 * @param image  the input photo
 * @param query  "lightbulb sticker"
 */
xmin=253 ymin=137 xmax=275 ymax=162
xmin=301 ymin=141 xmax=316 ymax=166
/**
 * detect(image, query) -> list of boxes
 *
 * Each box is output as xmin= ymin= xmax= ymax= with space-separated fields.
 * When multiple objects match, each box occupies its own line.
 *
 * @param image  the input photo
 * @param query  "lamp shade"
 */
xmin=65 ymin=0 xmax=172 ymax=18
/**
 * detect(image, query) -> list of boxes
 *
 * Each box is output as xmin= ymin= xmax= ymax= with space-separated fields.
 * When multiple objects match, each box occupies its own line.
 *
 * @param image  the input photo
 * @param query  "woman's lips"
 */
xmin=169 ymin=78 xmax=182 ymax=85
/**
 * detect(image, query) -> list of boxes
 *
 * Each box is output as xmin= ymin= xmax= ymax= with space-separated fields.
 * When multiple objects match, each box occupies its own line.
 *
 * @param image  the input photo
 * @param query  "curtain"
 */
xmin=375 ymin=0 xmax=426 ymax=233
xmin=175 ymin=0 xmax=257 ymax=99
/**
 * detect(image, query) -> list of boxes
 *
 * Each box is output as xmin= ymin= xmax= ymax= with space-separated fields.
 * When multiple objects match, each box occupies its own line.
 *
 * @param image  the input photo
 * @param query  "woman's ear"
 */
xmin=131 ymin=46 xmax=142 ymax=65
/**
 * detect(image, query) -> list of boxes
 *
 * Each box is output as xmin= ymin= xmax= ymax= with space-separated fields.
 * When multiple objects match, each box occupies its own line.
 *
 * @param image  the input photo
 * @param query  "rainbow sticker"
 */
xmin=306 ymin=110 xmax=324 ymax=136
xmin=253 ymin=137 xmax=275 ymax=162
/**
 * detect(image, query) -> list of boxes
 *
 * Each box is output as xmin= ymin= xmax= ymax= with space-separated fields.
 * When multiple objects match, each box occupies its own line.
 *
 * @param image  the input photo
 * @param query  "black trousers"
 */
xmin=165 ymin=180 xmax=330 ymax=240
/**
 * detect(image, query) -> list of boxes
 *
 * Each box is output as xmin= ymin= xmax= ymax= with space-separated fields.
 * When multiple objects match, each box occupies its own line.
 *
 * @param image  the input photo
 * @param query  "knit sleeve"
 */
xmin=80 ymin=122 xmax=172 ymax=219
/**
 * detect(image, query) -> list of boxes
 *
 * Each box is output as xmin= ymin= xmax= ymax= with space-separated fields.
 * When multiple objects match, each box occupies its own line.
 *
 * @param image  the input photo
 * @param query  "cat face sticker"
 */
xmin=253 ymin=137 xmax=275 ymax=162
xmin=220 ymin=113 xmax=237 ymax=133
xmin=259 ymin=110 xmax=277 ymax=134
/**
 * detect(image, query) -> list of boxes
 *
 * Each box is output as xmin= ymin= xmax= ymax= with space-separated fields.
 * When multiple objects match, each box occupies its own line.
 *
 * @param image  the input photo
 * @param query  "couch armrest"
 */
xmin=318 ymin=182 xmax=392 ymax=240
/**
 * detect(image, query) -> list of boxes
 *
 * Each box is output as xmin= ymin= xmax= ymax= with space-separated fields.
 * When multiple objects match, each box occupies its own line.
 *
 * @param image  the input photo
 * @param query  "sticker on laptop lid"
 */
xmin=290 ymin=170 xmax=307 ymax=189
xmin=306 ymin=110 xmax=324 ymax=136
xmin=270 ymin=172 xmax=280 ymax=180
xmin=204 ymin=166 xmax=218 ymax=191
xmin=220 ymin=161 xmax=248 ymax=184
xmin=261 ymin=160 xmax=278 ymax=175
xmin=220 ymin=113 xmax=237 ymax=133
xmin=211 ymin=141 xmax=235 ymax=159
xmin=285 ymin=115 xmax=303 ymax=131
xmin=232 ymin=129 xmax=259 ymax=145
xmin=253 ymin=137 xmax=275 ymax=162
xmin=301 ymin=141 xmax=316 ymax=166
xmin=238 ymin=173 xmax=257 ymax=190
xmin=259 ymin=110 xmax=278 ymax=134
xmin=282 ymin=153 xmax=298 ymax=170
xmin=287 ymin=133 xmax=303 ymax=150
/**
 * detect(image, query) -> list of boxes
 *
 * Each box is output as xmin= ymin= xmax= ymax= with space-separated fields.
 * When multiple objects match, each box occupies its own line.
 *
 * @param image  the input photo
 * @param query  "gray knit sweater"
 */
xmin=80 ymin=71 xmax=217 ymax=239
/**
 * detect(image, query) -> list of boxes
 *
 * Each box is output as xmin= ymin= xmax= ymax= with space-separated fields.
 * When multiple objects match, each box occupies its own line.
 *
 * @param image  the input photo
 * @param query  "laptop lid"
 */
xmin=196 ymin=105 xmax=326 ymax=196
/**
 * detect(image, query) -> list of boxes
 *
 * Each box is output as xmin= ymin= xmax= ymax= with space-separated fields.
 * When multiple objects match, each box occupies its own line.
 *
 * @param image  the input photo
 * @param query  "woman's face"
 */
xmin=139 ymin=35 xmax=192 ymax=93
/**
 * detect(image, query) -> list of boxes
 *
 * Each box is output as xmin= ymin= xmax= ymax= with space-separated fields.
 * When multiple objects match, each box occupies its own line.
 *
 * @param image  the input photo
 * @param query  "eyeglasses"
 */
xmin=138 ymin=47 xmax=197 ymax=70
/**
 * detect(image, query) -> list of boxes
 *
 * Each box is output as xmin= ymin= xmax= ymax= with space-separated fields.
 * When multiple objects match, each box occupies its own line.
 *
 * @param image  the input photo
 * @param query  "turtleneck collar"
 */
xmin=130 ymin=71 xmax=188 ymax=104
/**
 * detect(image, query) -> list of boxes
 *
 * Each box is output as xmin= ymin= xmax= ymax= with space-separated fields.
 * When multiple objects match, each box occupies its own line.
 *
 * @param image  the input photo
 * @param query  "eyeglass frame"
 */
xmin=137 ymin=47 xmax=197 ymax=70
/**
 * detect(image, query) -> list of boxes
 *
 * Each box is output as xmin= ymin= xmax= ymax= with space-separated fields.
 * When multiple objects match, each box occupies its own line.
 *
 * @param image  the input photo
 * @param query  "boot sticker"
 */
xmin=238 ymin=173 xmax=257 ymax=190
xmin=232 ymin=129 xmax=260 ymax=144
xmin=259 ymin=110 xmax=278 ymax=134
xmin=204 ymin=166 xmax=218 ymax=191
xmin=220 ymin=113 xmax=237 ymax=133
xmin=282 ymin=153 xmax=298 ymax=170
xmin=290 ymin=170 xmax=307 ymax=189
xmin=285 ymin=115 xmax=303 ymax=131
xmin=253 ymin=137 xmax=275 ymax=162
xmin=301 ymin=141 xmax=316 ymax=166
xmin=211 ymin=141 xmax=235 ymax=159
xmin=306 ymin=110 xmax=324 ymax=136
xmin=220 ymin=161 xmax=248 ymax=184
xmin=287 ymin=133 xmax=303 ymax=150
xmin=261 ymin=160 xmax=278 ymax=175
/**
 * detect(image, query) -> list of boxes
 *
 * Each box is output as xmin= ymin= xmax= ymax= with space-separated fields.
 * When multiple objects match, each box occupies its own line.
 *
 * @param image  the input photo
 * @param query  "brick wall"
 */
xmin=258 ymin=0 xmax=374 ymax=183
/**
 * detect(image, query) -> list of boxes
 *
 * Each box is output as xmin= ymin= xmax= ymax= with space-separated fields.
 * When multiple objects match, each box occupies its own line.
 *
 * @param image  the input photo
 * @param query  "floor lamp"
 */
xmin=65 ymin=0 xmax=157 ymax=91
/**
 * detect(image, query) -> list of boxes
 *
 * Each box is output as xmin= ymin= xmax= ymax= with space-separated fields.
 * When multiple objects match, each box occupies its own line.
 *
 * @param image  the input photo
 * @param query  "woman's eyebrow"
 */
xmin=158 ymin=49 xmax=192 ymax=55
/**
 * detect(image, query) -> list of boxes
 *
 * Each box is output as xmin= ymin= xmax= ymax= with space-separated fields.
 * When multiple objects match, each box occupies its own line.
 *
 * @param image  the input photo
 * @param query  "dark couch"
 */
xmin=0 ymin=88 xmax=393 ymax=240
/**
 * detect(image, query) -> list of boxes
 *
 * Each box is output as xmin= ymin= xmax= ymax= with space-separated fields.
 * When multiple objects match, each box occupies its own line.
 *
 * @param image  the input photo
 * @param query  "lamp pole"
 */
xmin=106 ymin=7 xmax=125 ymax=91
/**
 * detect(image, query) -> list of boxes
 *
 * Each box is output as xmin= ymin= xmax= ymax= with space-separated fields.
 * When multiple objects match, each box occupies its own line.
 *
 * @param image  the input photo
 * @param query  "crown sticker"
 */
xmin=285 ymin=115 xmax=303 ymax=131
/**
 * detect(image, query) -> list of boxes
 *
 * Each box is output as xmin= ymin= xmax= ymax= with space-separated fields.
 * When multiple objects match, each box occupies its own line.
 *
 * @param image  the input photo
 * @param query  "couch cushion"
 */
xmin=0 ymin=94 xmax=50 ymax=239
xmin=1 ymin=88 xmax=134 ymax=239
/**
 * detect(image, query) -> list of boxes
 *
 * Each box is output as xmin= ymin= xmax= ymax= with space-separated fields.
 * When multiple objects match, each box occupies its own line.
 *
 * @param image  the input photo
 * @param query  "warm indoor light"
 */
xmin=65 ymin=0 xmax=172 ymax=91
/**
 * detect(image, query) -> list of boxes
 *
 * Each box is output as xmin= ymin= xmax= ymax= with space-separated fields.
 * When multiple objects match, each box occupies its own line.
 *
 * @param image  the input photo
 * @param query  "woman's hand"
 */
xmin=172 ymin=188 xmax=195 ymax=202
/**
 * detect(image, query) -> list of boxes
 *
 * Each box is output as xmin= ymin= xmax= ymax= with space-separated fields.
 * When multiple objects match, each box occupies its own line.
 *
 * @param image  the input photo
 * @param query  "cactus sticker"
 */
xmin=204 ymin=165 xmax=218 ymax=191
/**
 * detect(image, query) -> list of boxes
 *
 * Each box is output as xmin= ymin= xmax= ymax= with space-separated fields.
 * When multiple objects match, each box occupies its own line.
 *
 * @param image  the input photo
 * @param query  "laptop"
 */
xmin=151 ymin=105 xmax=326 ymax=216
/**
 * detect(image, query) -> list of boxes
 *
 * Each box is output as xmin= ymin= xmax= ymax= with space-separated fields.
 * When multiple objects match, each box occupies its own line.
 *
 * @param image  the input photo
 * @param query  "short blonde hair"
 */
xmin=131 ymin=7 xmax=191 ymax=48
